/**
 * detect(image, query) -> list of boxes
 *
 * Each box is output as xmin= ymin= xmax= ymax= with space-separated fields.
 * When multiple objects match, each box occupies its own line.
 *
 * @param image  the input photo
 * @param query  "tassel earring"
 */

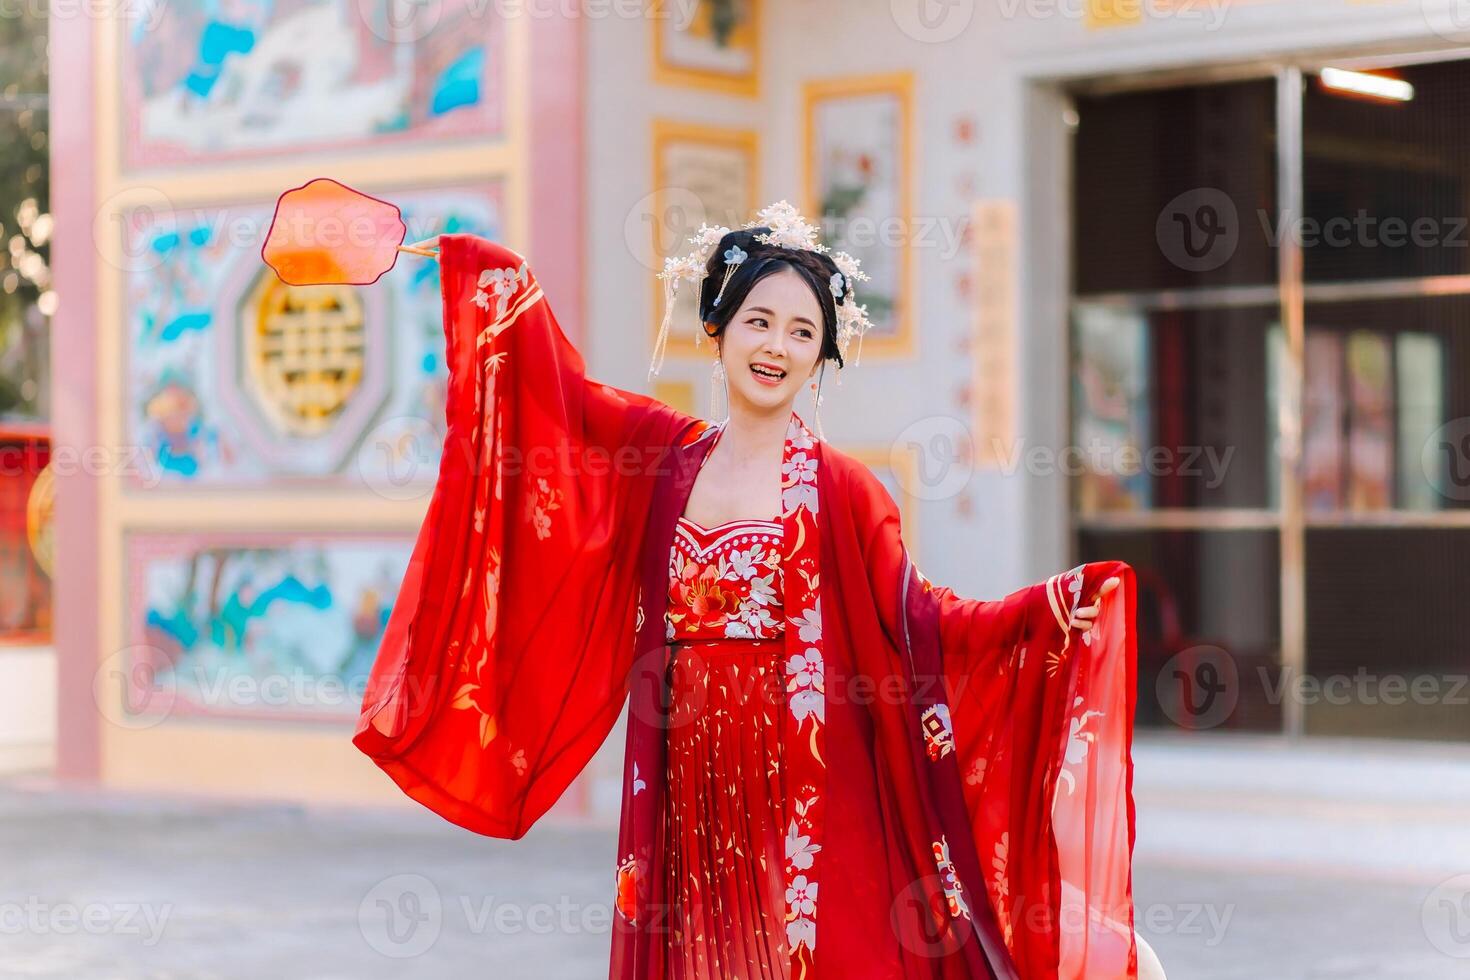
xmin=811 ymin=361 xmax=827 ymax=441
xmin=710 ymin=348 xmax=727 ymax=421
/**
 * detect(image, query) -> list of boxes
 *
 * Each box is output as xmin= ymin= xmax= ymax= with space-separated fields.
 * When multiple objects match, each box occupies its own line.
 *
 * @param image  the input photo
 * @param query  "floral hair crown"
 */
xmin=648 ymin=200 xmax=873 ymax=380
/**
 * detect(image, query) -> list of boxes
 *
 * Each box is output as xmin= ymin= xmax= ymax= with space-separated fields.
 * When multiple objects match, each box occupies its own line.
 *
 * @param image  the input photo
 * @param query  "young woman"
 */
xmin=350 ymin=202 xmax=1145 ymax=979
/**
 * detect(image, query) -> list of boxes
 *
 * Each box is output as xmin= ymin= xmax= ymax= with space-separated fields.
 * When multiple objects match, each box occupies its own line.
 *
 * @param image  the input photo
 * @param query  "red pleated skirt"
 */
xmin=664 ymin=637 xmax=791 ymax=980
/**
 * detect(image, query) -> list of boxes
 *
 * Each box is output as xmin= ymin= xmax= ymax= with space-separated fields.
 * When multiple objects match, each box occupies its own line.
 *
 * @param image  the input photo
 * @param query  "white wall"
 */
xmin=587 ymin=0 xmax=1470 ymax=595
xmin=584 ymin=3 xmax=1041 ymax=600
xmin=573 ymin=1 xmax=1465 ymax=815
xmin=0 ymin=646 xmax=56 ymax=773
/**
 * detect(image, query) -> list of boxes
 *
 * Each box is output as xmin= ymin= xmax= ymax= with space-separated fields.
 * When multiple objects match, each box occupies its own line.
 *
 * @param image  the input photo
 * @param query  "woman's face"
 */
xmin=711 ymin=268 xmax=825 ymax=415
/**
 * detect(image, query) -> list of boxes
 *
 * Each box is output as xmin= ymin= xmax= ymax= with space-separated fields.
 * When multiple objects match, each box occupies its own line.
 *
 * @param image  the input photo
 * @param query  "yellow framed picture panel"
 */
xmin=803 ymin=71 xmax=916 ymax=361
xmin=651 ymin=0 xmax=761 ymax=98
xmin=650 ymin=119 xmax=762 ymax=361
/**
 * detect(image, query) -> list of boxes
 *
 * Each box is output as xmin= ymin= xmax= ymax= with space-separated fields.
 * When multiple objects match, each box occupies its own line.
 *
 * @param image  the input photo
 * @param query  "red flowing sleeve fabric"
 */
xmin=929 ymin=560 xmax=1138 ymax=979
xmin=860 ymin=466 xmax=1140 ymax=979
xmin=353 ymin=234 xmax=697 ymax=840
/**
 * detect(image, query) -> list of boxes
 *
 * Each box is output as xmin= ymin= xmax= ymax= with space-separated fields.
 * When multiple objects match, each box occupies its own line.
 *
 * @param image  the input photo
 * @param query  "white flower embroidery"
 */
xmin=788 ymin=646 xmax=822 ymax=688
xmin=785 ymin=876 xmax=818 ymax=949
xmin=786 ymin=647 xmax=825 ymax=724
xmin=786 ymin=819 xmax=821 ymax=870
xmin=727 ymin=544 xmax=765 ymax=580
xmin=483 ymin=559 xmax=500 ymax=642
xmin=475 ymin=265 xmax=527 ymax=321
xmin=790 ymin=690 xmax=823 ymax=725
xmin=525 ymin=476 xmax=562 ymax=541
xmin=992 ymin=832 xmax=1013 ymax=944
xmin=632 ymin=762 xmax=646 ymax=796
xmin=786 ymin=452 xmax=818 ymax=482
xmin=726 ymin=605 xmax=778 ymax=639
xmin=788 ymin=418 xmax=814 ymax=451
xmin=745 ymin=572 xmax=777 ymax=607
xmin=782 ymin=452 xmax=819 ymax=513
xmin=790 ymin=606 xmax=822 ymax=643
xmin=1058 ymin=696 xmax=1106 ymax=796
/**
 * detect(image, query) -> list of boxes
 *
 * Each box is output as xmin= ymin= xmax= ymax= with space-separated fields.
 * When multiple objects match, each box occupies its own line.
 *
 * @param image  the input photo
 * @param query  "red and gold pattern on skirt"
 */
xmin=664 ymin=516 xmax=791 ymax=979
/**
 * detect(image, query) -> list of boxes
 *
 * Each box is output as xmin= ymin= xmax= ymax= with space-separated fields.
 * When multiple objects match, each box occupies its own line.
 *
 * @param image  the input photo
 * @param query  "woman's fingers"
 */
xmin=1069 ymin=576 xmax=1122 ymax=630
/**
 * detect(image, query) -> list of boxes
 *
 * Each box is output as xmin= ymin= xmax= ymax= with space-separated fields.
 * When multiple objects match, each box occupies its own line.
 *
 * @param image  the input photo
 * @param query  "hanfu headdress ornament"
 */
xmin=647 ymin=200 xmax=873 ymax=381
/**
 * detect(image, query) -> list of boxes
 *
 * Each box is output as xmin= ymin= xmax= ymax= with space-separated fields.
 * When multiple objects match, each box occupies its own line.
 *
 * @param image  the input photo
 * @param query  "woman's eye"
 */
xmin=750 ymin=317 xmax=768 ymax=328
xmin=796 ymin=328 xmax=814 ymax=340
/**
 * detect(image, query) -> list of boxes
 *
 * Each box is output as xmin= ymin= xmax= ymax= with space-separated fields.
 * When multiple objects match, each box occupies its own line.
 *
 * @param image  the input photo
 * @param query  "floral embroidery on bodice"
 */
xmin=666 ymin=516 xmax=785 ymax=641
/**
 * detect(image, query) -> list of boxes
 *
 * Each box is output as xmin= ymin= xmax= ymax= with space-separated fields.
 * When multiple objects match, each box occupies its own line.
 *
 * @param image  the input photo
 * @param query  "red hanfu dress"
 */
xmin=664 ymin=499 xmax=790 ymax=978
xmin=353 ymin=234 xmax=1142 ymax=980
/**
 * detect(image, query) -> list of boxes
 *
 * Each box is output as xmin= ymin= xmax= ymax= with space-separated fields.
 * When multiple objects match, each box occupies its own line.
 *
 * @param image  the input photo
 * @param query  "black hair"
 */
xmin=697 ymin=227 xmax=847 ymax=368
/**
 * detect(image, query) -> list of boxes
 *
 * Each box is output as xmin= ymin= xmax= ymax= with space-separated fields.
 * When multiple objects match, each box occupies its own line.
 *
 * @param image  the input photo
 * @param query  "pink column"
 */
xmin=49 ymin=11 xmax=101 ymax=781
xmin=528 ymin=10 xmax=586 ymax=347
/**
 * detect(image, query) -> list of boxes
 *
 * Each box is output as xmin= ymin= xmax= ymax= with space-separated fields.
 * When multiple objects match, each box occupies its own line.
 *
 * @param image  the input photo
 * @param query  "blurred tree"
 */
xmin=0 ymin=4 xmax=49 ymax=420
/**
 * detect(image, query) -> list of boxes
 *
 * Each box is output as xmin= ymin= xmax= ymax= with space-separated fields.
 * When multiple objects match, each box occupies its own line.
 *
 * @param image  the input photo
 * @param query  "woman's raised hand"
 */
xmin=1068 ymin=575 xmax=1120 ymax=633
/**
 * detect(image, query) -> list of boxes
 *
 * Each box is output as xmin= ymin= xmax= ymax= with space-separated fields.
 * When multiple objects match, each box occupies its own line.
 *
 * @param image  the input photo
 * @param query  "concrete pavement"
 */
xmin=2 ymin=732 xmax=1467 ymax=979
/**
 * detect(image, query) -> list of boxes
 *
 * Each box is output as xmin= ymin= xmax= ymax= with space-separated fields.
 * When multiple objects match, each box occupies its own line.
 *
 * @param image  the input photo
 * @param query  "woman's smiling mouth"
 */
xmin=749 ymin=362 xmax=787 ymax=386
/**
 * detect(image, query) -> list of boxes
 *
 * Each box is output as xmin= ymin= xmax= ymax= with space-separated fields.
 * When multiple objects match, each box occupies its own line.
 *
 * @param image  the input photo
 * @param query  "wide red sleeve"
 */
xmin=353 ymin=234 xmax=696 ymax=839
xmin=860 ymin=466 xmax=1140 ymax=979
xmin=936 ymin=562 xmax=1138 ymax=980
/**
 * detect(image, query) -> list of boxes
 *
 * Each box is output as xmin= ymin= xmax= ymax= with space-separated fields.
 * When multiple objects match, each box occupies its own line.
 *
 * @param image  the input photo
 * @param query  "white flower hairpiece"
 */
xmin=648 ymin=200 xmax=874 ymax=380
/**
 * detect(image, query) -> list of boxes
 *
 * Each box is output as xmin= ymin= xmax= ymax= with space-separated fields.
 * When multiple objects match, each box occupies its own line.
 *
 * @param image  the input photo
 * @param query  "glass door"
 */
xmin=1072 ymin=57 xmax=1470 ymax=740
